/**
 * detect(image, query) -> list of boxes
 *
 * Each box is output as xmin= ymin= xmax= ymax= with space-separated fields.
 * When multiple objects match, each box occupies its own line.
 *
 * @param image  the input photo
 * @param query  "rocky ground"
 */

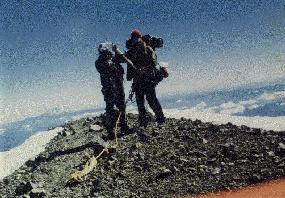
xmin=0 ymin=113 xmax=285 ymax=198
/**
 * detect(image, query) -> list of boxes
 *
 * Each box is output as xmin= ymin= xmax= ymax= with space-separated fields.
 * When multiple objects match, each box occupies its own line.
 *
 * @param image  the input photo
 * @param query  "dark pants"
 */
xmin=135 ymin=85 xmax=165 ymax=125
xmin=102 ymin=81 xmax=127 ymax=133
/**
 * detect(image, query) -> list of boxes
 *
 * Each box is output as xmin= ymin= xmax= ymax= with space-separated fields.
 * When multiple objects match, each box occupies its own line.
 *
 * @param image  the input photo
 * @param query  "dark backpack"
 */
xmin=126 ymin=35 xmax=163 ymax=50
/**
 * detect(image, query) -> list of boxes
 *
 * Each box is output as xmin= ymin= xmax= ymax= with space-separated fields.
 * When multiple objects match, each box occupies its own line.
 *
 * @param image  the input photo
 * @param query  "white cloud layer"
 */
xmin=164 ymin=107 xmax=285 ymax=132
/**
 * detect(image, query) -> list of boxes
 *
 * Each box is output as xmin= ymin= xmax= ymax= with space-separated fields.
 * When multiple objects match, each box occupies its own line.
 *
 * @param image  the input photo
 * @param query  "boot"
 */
xmin=155 ymin=111 xmax=166 ymax=125
xmin=102 ymin=128 xmax=115 ymax=140
xmin=138 ymin=116 xmax=148 ymax=128
xmin=120 ymin=122 xmax=130 ymax=135
xmin=156 ymin=116 xmax=166 ymax=125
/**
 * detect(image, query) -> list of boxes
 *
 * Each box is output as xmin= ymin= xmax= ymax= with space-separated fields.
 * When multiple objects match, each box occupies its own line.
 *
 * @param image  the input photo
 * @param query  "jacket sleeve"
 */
xmin=124 ymin=51 xmax=135 ymax=81
xmin=95 ymin=60 xmax=105 ymax=74
xmin=148 ymin=46 xmax=157 ymax=67
xmin=113 ymin=53 xmax=126 ymax=64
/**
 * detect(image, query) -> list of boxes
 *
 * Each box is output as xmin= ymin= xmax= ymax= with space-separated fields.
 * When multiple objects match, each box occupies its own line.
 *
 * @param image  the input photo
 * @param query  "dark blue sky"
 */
xmin=1 ymin=0 xmax=284 ymax=69
xmin=1 ymin=0 xmax=285 ymax=123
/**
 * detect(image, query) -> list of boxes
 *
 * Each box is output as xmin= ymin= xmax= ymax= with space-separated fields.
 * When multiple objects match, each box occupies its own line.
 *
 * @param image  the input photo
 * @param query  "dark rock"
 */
xmin=250 ymin=174 xmax=263 ymax=183
xmin=189 ymin=150 xmax=207 ymax=158
xmin=267 ymin=151 xmax=275 ymax=157
xmin=61 ymin=130 xmax=68 ymax=137
xmin=241 ymin=125 xmax=250 ymax=131
xmin=211 ymin=167 xmax=221 ymax=175
xmin=221 ymin=143 xmax=238 ymax=159
xmin=15 ymin=181 xmax=33 ymax=195
xmin=2 ymin=178 xmax=9 ymax=185
xmin=207 ymin=124 xmax=220 ymax=133
xmin=193 ymin=119 xmax=202 ymax=126
xmin=251 ymin=128 xmax=262 ymax=135
xmin=276 ymin=143 xmax=285 ymax=157
xmin=92 ymin=179 xmax=102 ymax=193
xmin=137 ymin=131 xmax=151 ymax=143
xmin=29 ymin=188 xmax=46 ymax=198
xmin=156 ymin=168 xmax=172 ymax=180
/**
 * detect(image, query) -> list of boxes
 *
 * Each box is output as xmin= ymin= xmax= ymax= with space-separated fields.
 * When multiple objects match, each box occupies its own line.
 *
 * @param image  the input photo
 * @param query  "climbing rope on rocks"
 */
xmin=65 ymin=148 xmax=108 ymax=185
xmin=65 ymin=112 xmax=122 ymax=185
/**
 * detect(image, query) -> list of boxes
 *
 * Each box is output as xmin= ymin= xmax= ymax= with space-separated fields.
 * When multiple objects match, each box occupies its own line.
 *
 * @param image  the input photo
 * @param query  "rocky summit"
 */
xmin=1 ymin=113 xmax=285 ymax=198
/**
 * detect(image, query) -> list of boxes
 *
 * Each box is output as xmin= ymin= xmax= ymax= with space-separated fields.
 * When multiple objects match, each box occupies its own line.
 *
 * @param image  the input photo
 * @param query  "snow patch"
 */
xmin=0 ymin=127 xmax=63 ymax=180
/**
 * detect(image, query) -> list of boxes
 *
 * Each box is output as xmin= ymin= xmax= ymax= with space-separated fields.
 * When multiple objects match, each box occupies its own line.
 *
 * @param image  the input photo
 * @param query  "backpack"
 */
xmin=126 ymin=34 xmax=163 ymax=50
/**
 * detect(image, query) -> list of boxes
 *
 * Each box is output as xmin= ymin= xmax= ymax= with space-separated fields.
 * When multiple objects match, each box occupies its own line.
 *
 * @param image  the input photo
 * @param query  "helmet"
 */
xmin=131 ymin=29 xmax=142 ymax=39
xmin=98 ymin=42 xmax=112 ymax=56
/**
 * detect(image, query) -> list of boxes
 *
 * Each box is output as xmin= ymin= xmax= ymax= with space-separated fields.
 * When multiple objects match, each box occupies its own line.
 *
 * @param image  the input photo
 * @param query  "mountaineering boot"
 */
xmin=138 ymin=109 xmax=148 ymax=128
xmin=156 ymin=117 xmax=166 ymax=125
xmin=120 ymin=122 xmax=130 ymax=135
xmin=102 ymin=128 xmax=115 ymax=140
xmin=118 ymin=111 xmax=129 ymax=135
xmin=155 ymin=112 xmax=166 ymax=125
xmin=138 ymin=114 xmax=148 ymax=128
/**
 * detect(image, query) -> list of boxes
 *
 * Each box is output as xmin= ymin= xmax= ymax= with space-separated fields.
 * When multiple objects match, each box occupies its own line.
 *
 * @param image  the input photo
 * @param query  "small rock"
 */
xmin=267 ymin=151 xmax=275 ymax=157
xmin=137 ymin=132 xmax=151 ymax=143
xmin=278 ymin=143 xmax=285 ymax=150
xmin=170 ymin=166 xmax=179 ymax=173
xmin=221 ymin=143 xmax=238 ymax=159
xmin=188 ymin=167 xmax=197 ymax=172
xmin=86 ymin=117 xmax=94 ymax=122
xmin=134 ymin=165 xmax=143 ymax=172
xmin=29 ymin=188 xmax=46 ymax=198
xmin=239 ymin=159 xmax=248 ymax=163
xmin=226 ymin=122 xmax=233 ymax=127
xmin=276 ymin=143 xmax=285 ymax=157
xmin=241 ymin=125 xmax=250 ymax=131
xmin=193 ymin=119 xmax=202 ymax=126
xmin=199 ymin=165 xmax=208 ymax=171
xmin=179 ymin=157 xmax=189 ymax=163
xmin=61 ymin=130 xmax=67 ymax=137
xmin=250 ymin=174 xmax=263 ymax=182
xmin=207 ymin=158 xmax=217 ymax=163
xmin=156 ymin=167 xmax=172 ymax=179
xmin=90 ymin=124 xmax=103 ymax=132
xmin=251 ymin=128 xmax=262 ymax=135
xmin=135 ymin=143 xmax=143 ymax=149
xmin=3 ymin=178 xmax=9 ymax=185
xmin=277 ymin=162 xmax=285 ymax=168
xmin=202 ymin=138 xmax=208 ymax=144
xmin=211 ymin=167 xmax=221 ymax=175
xmin=15 ymin=181 xmax=33 ymax=195
xmin=16 ymin=174 xmax=22 ymax=180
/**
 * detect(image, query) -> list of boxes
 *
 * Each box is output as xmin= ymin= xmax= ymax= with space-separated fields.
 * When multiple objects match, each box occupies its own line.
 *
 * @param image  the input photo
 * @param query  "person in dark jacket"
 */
xmin=126 ymin=37 xmax=165 ymax=127
xmin=95 ymin=43 xmax=129 ymax=139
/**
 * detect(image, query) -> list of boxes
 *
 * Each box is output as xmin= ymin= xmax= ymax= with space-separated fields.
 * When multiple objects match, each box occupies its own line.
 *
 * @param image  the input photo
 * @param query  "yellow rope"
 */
xmin=65 ymin=112 xmax=122 ymax=185
xmin=114 ymin=112 xmax=121 ymax=147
